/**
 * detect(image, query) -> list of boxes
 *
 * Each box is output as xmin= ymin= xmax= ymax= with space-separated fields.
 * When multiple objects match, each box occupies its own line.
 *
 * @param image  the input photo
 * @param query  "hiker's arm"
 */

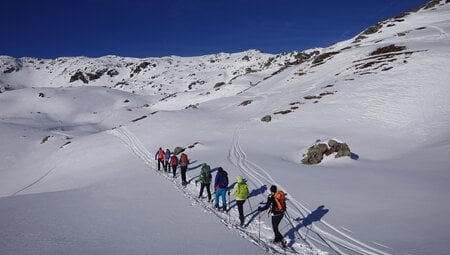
xmin=258 ymin=196 xmax=271 ymax=211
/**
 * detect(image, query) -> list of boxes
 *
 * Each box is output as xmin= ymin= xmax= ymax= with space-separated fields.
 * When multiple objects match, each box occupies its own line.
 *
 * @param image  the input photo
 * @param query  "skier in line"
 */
xmin=163 ymin=149 xmax=171 ymax=172
xmin=196 ymin=163 xmax=212 ymax=201
xmin=229 ymin=175 xmax=249 ymax=226
xmin=214 ymin=167 xmax=229 ymax=211
xmin=258 ymin=185 xmax=287 ymax=247
xmin=179 ymin=153 xmax=189 ymax=185
xmin=169 ymin=153 xmax=178 ymax=178
xmin=155 ymin=147 xmax=164 ymax=171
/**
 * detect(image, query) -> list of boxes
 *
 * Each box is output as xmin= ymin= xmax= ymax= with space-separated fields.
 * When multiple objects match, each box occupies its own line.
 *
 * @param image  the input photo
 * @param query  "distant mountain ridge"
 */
xmin=0 ymin=49 xmax=318 ymax=94
xmin=0 ymin=0 xmax=448 ymax=101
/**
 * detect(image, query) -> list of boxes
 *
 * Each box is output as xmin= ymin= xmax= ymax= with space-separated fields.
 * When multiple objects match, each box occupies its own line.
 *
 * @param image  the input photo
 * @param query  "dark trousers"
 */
xmin=272 ymin=213 xmax=284 ymax=242
xmin=164 ymin=160 xmax=169 ymax=172
xmin=236 ymin=200 xmax=245 ymax=224
xmin=172 ymin=165 xmax=177 ymax=177
xmin=180 ymin=165 xmax=187 ymax=184
xmin=157 ymin=159 xmax=163 ymax=170
xmin=199 ymin=183 xmax=211 ymax=200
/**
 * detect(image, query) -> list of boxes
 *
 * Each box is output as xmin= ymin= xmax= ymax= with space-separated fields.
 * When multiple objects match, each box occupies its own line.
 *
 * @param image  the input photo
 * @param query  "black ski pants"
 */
xmin=180 ymin=165 xmax=187 ymax=184
xmin=272 ymin=213 xmax=284 ymax=242
xmin=236 ymin=200 xmax=246 ymax=224
xmin=199 ymin=183 xmax=211 ymax=200
xmin=164 ymin=160 xmax=170 ymax=172
xmin=157 ymin=159 xmax=164 ymax=171
xmin=172 ymin=164 xmax=178 ymax=177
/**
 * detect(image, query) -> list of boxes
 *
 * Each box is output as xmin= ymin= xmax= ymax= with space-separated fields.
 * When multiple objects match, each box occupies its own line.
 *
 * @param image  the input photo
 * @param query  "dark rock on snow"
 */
xmin=302 ymin=139 xmax=352 ymax=165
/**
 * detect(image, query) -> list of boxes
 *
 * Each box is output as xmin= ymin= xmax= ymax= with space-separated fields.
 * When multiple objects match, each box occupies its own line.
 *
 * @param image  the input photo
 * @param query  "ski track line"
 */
xmin=228 ymin=127 xmax=324 ymax=253
xmin=228 ymin=127 xmax=321 ymax=253
xmin=233 ymin=128 xmax=393 ymax=255
xmin=227 ymin=131 xmax=297 ymax=252
xmin=233 ymin=132 xmax=386 ymax=255
xmin=230 ymin=130 xmax=335 ymax=252
xmin=108 ymin=127 xmax=153 ymax=167
xmin=227 ymin=130 xmax=307 ymax=253
xmin=108 ymin=126 xmax=306 ymax=255
xmin=429 ymin=25 xmax=448 ymax=39
xmin=232 ymin=137 xmax=364 ymax=255
xmin=227 ymin=126 xmax=392 ymax=255
xmin=11 ymin=166 xmax=56 ymax=196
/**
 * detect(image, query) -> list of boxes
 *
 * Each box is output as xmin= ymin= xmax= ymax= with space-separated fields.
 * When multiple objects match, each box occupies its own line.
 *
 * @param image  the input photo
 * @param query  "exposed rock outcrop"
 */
xmin=302 ymin=139 xmax=352 ymax=165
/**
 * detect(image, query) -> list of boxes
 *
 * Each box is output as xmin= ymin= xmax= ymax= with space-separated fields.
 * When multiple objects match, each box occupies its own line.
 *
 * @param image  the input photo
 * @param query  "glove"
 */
xmin=258 ymin=206 xmax=262 ymax=211
xmin=227 ymin=191 xmax=230 ymax=196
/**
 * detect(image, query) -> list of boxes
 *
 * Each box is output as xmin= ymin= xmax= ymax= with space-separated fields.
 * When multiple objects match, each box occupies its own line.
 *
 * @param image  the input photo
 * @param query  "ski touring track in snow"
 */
xmin=107 ymin=126 xmax=312 ymax=255
xmin=227 ymin=125 xmax=393 ymax=255
xmin=11 ymin=166 xmax=56 ymax=196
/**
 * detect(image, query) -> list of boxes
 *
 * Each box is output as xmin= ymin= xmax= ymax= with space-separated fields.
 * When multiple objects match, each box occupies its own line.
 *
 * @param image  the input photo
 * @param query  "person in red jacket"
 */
xmin=179 ymin=153 xmax=189 ymax=185
xmin=169 ymin=154 xmax=178 ymax=178
xmin=154 ymin=147 xmax=164 ymax=171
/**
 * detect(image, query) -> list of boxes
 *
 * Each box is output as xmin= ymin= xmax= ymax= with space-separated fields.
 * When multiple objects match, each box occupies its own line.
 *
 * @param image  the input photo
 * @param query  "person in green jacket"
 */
xmin=196 ymin=163 xmax=212 ymax=201
xmin=230 ymin=175 xmax=249 ymax=226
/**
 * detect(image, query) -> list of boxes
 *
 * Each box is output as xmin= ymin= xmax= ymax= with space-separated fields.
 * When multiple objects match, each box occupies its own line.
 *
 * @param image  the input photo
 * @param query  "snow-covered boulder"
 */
xmin=327 ymin=139 xmax=351 ymax=158
xmin=302 ymin=139 xmax=352 ymax=164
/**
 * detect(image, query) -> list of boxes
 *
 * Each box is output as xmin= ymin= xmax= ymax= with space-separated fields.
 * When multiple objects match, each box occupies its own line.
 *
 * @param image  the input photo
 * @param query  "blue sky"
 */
xmin=0 ymin=0 xmax=430 ymax=58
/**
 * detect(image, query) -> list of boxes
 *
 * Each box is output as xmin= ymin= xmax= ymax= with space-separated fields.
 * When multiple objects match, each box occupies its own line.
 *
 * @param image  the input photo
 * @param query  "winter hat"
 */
xmin=218 ymin=167 xmax=223 ymax=172
xmin=270 ymin=185 xmax=277 ymax=193
xmin=236 ymin=175 xmax=243 ymax=183
xmin=202 ymin=163 xmax=210 ymax=171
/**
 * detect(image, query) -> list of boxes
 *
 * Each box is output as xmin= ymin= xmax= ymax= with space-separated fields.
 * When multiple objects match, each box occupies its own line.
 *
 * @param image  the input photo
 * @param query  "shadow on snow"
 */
xmin=285 ymin=205 xmax=329 ymax=240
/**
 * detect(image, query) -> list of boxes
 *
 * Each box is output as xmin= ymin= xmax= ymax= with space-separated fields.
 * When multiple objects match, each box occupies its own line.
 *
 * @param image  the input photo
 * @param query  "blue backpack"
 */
xmin=218 ymin=173 xmax=228 ymax=188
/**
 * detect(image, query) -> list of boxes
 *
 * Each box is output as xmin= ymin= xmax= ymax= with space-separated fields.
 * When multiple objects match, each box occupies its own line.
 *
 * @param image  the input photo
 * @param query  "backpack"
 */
xmin=180 ymin=153 xmax=188 ymax=165
xmin=164 ymin=151 xmax=171 ymax=160
xmin=171 ymin=155 xmax=178 ymax=166
xmin=236 ymin=183 xmax=249 ymax=200
xmin=200 ymin=166 xmax=212 ymax=183
xmin=273 ymin=191 xmax=286 ymax=213
xmin=218 ymin=172 xmax=228 ymax=188
xmin=158 ymin=150 xmax=164 ymax=159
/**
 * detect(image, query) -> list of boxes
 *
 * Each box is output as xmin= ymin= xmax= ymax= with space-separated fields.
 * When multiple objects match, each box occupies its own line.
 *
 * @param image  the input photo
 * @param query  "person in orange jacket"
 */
xmin=154 ymin=147 xmax=164 ymax=171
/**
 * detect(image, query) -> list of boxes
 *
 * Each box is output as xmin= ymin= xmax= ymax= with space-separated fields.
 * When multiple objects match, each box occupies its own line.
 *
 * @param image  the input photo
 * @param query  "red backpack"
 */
xmin=158 ymin=150 xmax=164 ymax=159
xmin=171 ymin=155 xmax=178 ymax=166
xmin=180 ymin=153 xmax=189 ymax=166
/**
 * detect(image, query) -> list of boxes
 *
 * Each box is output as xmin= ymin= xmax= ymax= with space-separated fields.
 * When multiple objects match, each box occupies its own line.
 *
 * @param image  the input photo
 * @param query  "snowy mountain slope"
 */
xmin=1 ymin=1 xmax=450 ymax=255
xmin=0 ymin=50 xmax=312 ymax=95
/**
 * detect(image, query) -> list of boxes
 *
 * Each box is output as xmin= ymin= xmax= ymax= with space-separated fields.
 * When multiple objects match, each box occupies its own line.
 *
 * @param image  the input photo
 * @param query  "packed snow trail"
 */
xmin=107 ymin=126 xmax=320 ymax=255
xmin=227 ymin=126 xmax=393 ymax=255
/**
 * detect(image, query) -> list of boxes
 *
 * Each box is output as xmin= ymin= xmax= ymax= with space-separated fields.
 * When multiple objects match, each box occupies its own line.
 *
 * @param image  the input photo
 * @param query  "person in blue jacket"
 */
xmin=214 ymin=167 xmax=229 ymax=211
xmin=163 ymin=149 xmax=171 ymax=172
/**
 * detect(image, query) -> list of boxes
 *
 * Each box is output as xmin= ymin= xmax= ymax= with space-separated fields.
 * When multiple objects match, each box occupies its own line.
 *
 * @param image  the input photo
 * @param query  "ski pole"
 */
xmin=227 ymin=191 xmax=231 ymax=223
xmin=247 ymin=197 xmax=253 ymax=212
xmin=210 ymin=191 xmax=215 ymax=203
xmin=258 ymin=211 xmax=261 ymax=245
xmin=285 ymin=211 xmax=305 ymax=241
